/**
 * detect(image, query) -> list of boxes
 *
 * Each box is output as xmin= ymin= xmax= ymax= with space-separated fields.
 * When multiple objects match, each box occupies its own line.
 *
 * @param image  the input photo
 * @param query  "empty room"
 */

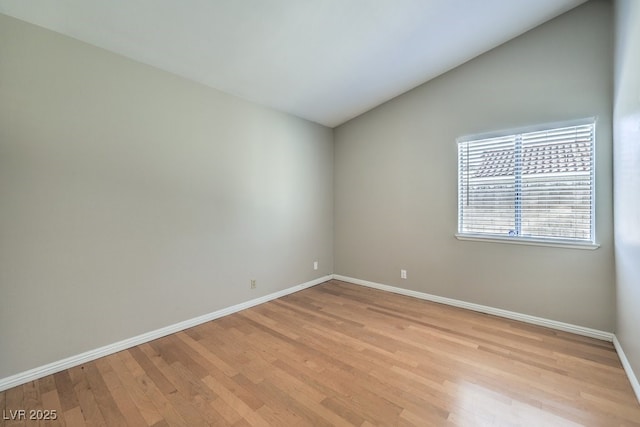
xmin=1 ymin=0 xmax=640 ymax=425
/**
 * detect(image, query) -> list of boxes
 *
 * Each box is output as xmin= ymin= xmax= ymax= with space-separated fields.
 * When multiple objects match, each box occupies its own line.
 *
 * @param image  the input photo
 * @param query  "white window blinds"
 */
xmin=457 ymin=122 xmax=595 ymax=245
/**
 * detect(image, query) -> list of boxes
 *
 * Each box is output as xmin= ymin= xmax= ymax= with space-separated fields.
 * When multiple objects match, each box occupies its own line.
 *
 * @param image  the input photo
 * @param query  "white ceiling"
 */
xmin=0 ymin=0 xmax=586 ymax=127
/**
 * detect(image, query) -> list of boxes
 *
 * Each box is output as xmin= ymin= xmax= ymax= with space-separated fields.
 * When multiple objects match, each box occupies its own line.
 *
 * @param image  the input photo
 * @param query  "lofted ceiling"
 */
xmin=0 ymin=0 xmax=586 ymax=127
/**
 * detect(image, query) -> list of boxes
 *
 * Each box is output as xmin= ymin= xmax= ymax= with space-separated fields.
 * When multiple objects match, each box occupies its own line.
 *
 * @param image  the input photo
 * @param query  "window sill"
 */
xmin=455 ymin=233 xmax=600 ymax=250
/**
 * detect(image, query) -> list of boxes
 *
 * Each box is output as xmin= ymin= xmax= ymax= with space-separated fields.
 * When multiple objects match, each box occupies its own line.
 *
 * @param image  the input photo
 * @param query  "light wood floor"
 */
xmin=2 ymin=280 xmax=639 ymax=426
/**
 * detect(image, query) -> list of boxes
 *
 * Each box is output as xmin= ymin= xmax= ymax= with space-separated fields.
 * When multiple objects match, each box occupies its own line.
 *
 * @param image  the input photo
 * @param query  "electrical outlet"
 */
xmin=313 ymin=261 xmax=318 ymax=270
xmin=250 ymin=279 xmax=256 ymax=289
xmin=401 ymin=269 xmax=407 ymax=279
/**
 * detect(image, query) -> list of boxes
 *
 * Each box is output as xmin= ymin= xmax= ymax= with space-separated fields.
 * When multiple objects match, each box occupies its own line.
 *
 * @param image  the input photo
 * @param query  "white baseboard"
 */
xmin=332 ymin=274 xmax=614 ymax=342
xmin=0 ymin=275 xmax=332 ymax=393
xmin=334 ymin=275 xmax=640 ymax=404
xmin=3 ymin=273 xmax=629 ymax=400
xmin=613 ymin=335 xmax=640 ymax=404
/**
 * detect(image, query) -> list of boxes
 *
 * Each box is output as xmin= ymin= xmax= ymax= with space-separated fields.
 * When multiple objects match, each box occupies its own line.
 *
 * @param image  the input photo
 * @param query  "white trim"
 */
xmin=613 ymin=335 xmax=640 ymax=404
xmin=3 ymin=273 xmax=629 ymax=399
xmin=455 ymin=234 xmax=600 ymax=250
xmin=332 ymin=274 xmax=613 ymax=342
xmin=0 ymin=275 xmax=331 ymax=393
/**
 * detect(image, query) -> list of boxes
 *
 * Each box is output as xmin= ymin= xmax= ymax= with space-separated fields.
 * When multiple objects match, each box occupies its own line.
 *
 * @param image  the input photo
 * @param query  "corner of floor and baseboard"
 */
xmin=331 ymin=274 xmax=640 ymax=405
xmin=613 ymin=335 xmax=640 ymax=404
xmin=0 ymin=274 xmax=332 ymax=393
xmin=1 ymin=272 xmax=638 ymax=406
xmin=331 ymin=274 xmax=614 ymax=341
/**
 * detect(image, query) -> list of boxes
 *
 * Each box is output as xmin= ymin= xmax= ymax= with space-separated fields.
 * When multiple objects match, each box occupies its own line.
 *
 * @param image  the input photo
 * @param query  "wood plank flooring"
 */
xmin=1 ymin=280 xmax=639 ymax=426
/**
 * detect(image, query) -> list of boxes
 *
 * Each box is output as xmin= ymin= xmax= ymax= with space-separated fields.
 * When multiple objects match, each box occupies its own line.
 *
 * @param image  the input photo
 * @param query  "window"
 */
xmin=456 ymin=120 xmax=597 ymax=249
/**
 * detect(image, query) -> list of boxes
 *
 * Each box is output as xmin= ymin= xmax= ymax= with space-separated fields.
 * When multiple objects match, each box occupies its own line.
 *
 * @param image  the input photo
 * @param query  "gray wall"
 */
xmin=334 ymin=1 xmax=615 ymax=331
xmin=0 ymin=14 xmax=334 ymax=379
xmin=614 ymin=0 xmax=640 ymax=385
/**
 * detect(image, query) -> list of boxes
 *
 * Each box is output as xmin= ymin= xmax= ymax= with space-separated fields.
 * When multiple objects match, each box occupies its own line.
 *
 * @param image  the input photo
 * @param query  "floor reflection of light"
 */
xmin=449 ymin=380 xmax=581 ymax=426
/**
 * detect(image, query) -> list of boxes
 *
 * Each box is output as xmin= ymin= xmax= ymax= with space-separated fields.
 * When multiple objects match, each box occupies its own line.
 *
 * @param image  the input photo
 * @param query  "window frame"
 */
xmin=455 ymin=118 xmax=599 ymax=250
